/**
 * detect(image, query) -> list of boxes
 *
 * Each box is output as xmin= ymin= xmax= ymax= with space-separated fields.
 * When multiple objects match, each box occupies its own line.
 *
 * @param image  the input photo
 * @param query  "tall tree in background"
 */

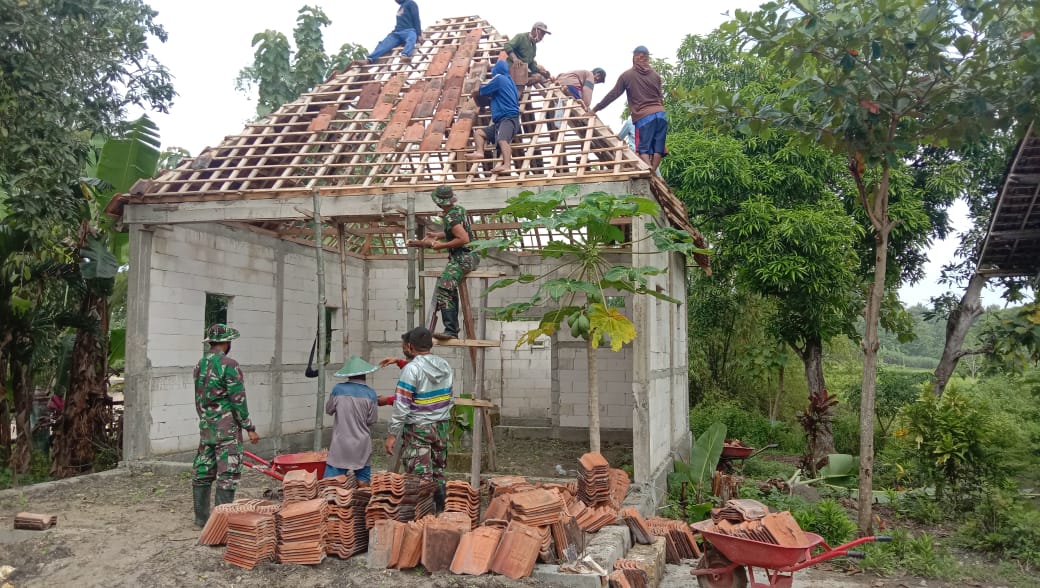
xmin=236 ymin=5 xmax=366 ymax=117
xmin=726 ymin=0 xmax=1040 ymax=533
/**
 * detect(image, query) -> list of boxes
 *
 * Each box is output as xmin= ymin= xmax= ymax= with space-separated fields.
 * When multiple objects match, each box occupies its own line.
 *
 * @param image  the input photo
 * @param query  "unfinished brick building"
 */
xmin=111 ymin=16 xmax=703 ymax=507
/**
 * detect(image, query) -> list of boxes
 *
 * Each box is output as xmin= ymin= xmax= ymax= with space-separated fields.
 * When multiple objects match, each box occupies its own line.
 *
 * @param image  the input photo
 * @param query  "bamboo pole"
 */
xmin=406 ymin=196 xmax=417 ymax=330
xmin=337 ymin=222 xmax=350 ymax=362
xmin=312 ymin=189 xmax=327 ymax=452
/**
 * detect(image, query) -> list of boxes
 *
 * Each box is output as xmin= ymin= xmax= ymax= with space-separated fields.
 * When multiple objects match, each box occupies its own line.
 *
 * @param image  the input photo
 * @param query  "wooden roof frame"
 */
xmin=977 ymin=121 xmax=1040 ymax=277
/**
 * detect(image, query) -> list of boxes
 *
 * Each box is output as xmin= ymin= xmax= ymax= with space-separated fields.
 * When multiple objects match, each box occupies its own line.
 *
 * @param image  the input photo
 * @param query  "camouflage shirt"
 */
xmin=194 ymin=350 xmax=254 ymax=444
xmin=442 ymin=205 xmax=474 ymax=258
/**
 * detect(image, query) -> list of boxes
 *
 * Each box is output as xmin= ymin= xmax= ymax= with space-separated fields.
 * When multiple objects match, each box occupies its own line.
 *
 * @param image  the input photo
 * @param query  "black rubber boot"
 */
xmin=434 ymin=308 xmax=459 ymax=340
xmin=214 ymin=487 xmax=236 ymax=508
xmin=192 ymin=485 xmax=212 ymax=527
xmin=433 ymin=485 xmax=446 ymax=514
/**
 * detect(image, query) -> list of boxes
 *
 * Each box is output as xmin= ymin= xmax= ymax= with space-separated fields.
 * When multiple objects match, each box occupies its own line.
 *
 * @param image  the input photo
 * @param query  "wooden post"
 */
xmin=406 ymin=196 xmax=417 ymax=330
xmin=312 ymin=190 xmax=327 ymax=452
xmin=478 ymin=276 xmax=496 ymax=471
xmin=470 ymin=278 xmax=485 ymax=488
xmin=418 ymin=221 xmax=426 ymax=328
xmin=336 ymin=222 xmax=350 ymax=362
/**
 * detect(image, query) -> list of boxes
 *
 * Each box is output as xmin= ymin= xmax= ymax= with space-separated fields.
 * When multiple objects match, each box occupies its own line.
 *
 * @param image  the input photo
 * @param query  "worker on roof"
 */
xmin=501 ymin=21 xmax=551 ymax=85
xmin=407 ymin=185 xmax=480 ymax=339
xmin=554 ymin=68 xmax=607 ymax=108
xmin=465 ymin=61 xmax=521 ymax=175
xmin=323 ymin=356 xmax=380 ymax=486
xmin=592 ymin=46 xmax=668 ymax=174
xmin=353 ymin=0 xmax=423 ymax=67
xmin=383 ymin=327 xmax=454 ymax=512
xmin=192 ymin=323 xmax=260 ymax=527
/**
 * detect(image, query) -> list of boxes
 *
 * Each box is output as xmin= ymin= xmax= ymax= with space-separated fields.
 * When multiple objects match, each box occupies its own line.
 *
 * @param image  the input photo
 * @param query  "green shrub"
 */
xmin=690 ymin=399 xmax=798 ymax=451
xmin=895 ymin=490 xmax=944 ymax=525
xmin=959 ymin=487 xmax=1040 ymax=567
xmin=860 ymin=529 xmax=957 ymax=580
xmin=792 ymin=499 xmax=857 ymax=546
xmin=742 ymin=456 xmax=797 ymax=480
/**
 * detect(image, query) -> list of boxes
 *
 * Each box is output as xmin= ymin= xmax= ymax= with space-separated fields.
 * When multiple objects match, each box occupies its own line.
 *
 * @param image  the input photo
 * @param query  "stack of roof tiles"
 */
xmin=282 ymin=469 xmax=319 ymax=502
xmin=607 ymin=468 xmax=631 ymax=508
xmin=364 ymin=472 xmax=436 ymax=528
xmin=619 ymin=507 xmax=654 ymax=545
xmin=508 ymin=488 xmax=565 ymax=527
xmin=550 ymin=514 xmax=584 ymax=561
xmin=577 ymin=452 xmax=611 ymax=506
xmin=198 ymin=499 xmax=279 ymax=545
xmin=566 ymin=500 xmax=618 ymax=533
xmin=701 ymin=504 xmax=810 ymax=548
xmin=317 ymin=473 xmax=357 ymax=500
xmin=222 ymin=512 xmax=277 ymax=570
xmin=444 ymin=480 xmax=480 ymax=528
xmin=325 ymin=487 xmax=371 ymax=558
xmin=488 ymin=475 xmax=533 ymax=496
xmin=608 ymin=560 xmax=650 ymax=588
xmin=489 ymin=520 xmax=543 ymax=579
xmin=451 ymin=525 xmax=504 ymax=575
xmin=275 ymin=497 xmax=328 ymax=565
xmin=646 ymin=517 xmax=701 ymax=563
xmin=13 ymin=512 xmax=57 ymax=530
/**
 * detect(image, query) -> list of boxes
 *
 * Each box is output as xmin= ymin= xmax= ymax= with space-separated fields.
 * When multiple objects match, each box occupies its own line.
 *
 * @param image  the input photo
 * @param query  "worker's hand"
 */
xmin=497 ymin=50 xmax=509 ymax=63
xmin=377 ymin=395 xmax=396 ymax=407
xmin=417 ymin=35 xmax=424 ymax=44
xmin=384 ymin=435 xmax=396 ymax=456
xmin=379 ymin=356 xmax=403 ymax=368
xmin=248 ymin=430 xmax=260 ymax=445
xmin=538 ymin=66 xmax=549 ymax=76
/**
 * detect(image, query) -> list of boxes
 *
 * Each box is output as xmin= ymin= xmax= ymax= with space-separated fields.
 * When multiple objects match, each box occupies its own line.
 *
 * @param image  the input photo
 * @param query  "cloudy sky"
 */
xmin=139 ymin=0 xmax=1006 ymax=308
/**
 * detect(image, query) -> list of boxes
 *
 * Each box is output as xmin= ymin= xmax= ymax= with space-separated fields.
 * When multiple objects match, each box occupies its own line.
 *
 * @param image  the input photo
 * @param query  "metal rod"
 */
xmin=312 ymin=189 xmax=327 ymax=452
xmin=406 ymin=196 xmax=417 ymax=330
xmin=337 ymin=222 xmax=350 ymax=362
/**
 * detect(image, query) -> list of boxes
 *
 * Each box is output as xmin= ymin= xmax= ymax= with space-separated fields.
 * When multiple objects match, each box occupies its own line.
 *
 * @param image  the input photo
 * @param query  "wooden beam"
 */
xmin=419 ymin=270 xmax=506 ymax=278
xmin=433 ymin=338 xmax=500 ymax=348
xmin=453 ymin=397 xmax=495 ymax=409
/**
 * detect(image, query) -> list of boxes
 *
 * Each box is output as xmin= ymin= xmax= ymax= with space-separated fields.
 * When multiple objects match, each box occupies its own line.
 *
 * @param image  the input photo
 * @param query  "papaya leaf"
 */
xmin=588 ymin=303 xmax=636 ymax=351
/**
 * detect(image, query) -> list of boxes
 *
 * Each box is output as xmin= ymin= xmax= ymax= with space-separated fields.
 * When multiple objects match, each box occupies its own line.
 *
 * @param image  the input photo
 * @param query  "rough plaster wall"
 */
xmin=144 ymin=224 xmax=349 ymax=455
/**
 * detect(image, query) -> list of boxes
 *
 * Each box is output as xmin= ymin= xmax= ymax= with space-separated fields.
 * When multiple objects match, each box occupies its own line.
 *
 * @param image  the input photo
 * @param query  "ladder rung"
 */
xmin=419 ymin=270 xmax=507 ymax=278
xmin=433 ymin=338 xmax=500 ymax=348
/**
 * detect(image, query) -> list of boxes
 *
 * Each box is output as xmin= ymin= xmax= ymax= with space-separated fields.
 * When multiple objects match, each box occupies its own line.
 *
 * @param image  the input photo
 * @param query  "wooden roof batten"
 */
xmin=114 ymin=16 xmax=695 ymax=230
xmin=977 ymin=121 xmax=1040 ymax=278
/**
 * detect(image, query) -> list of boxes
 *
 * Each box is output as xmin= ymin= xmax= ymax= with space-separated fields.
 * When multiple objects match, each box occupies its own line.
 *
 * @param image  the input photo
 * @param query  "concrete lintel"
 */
xmin=122 ymin=180 xmax=636 ymax=225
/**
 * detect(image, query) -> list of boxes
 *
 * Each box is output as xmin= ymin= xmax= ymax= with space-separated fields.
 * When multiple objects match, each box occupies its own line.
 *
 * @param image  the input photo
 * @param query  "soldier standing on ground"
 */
xmin=192 ymin=323 xmax=260 ymax=527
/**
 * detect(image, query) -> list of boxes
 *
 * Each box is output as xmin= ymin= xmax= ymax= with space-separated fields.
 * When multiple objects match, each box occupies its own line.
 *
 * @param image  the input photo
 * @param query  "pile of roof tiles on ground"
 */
xmin=609 ymin=558 xmax=651 ymax=588
xmin=198 ymin=499 xmax=280 ymax=546
xmin=364 ymin=472 xmax=437 ymax=528
xmin=326 ymin=486 xmax=371 ymax=558
xmin=13 ymin=512 xmax=57 ymax=530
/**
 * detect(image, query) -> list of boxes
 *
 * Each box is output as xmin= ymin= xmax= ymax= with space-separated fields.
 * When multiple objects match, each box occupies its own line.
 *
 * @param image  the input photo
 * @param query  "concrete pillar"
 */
xmin=123 ymin=225 xmax=153 ymax=461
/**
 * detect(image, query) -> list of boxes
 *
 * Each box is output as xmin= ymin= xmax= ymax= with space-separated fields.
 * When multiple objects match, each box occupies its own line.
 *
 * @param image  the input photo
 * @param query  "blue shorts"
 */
xmin=323 ymin=463 xmax=371 ymax=482
xmin=635 ymin=116 xmax=668 ymax=155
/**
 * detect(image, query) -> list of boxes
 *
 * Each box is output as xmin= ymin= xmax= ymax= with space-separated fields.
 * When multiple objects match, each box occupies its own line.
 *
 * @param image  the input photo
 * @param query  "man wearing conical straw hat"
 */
xmin=324 ymin=355 xmax=381 ymax=485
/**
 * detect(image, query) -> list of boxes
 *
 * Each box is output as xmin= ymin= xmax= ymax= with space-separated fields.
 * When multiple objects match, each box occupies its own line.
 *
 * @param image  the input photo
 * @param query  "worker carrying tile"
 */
xmin=554 ymin=68 xmax=607 ymax=108
xmin=591 ymin=46 xmax=669 ymax=174
xmin=465 ymin=61 xmax=521 ymax=175
xmin=352 ymin=0 xmax=423 ymax=67
xmin=500 ymin=21 xmax=551 ymax=85
xmin=406 ymin=185 xmax=480 ymax=338
xmin=323 ymin=356 xmax=381 ymax=486
xmin=192 ymin=323 xmax=260 ymax=527
xmin=383 ymin=327 xmax=454 ymax=511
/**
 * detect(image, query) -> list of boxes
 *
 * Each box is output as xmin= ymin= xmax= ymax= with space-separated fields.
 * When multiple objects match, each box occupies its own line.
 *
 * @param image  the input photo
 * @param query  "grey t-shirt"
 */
xmin=325 ymin=380 xmax=378 ymax=470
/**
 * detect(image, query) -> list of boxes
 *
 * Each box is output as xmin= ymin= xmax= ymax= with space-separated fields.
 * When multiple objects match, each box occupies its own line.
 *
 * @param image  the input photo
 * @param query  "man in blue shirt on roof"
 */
xmin=355 ymin=0 xmax=423 ymax=67
xmin=465 ymin=60 xmax=521 ymax=175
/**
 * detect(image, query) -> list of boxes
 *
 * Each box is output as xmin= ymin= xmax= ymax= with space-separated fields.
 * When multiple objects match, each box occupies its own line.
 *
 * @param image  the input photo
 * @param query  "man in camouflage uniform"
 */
xmin=406 ymin=185 xmax=479 ymax=339
xmin=383 ymin=327 xmax=453 ymax=511
xmin=192 ymin=323 xmax=260 ymax=527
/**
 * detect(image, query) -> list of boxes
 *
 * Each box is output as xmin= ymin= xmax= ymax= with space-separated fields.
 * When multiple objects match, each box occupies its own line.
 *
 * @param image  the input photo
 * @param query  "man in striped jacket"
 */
xmin=383 ymin=327 xmax=454 ymax=507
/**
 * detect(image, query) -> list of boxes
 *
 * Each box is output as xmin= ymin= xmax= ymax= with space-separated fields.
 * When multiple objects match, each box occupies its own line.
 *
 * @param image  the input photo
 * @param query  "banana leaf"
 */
xmin=688 ymin=422 xmax=727 ymax=495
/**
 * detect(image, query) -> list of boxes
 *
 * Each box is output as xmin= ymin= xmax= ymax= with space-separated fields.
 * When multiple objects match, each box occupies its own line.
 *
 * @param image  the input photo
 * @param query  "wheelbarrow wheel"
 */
xmin=696 ymin=548 xmax=748 ymax=588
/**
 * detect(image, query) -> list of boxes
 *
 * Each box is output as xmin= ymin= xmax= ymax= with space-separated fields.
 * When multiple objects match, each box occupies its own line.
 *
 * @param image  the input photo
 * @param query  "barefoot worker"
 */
xmin=466 ymin=60 xmax=521 ymax=175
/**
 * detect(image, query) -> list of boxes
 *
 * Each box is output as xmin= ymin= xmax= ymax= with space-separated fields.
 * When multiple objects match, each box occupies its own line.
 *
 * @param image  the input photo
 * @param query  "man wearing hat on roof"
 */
xmin=383 ymin=326 xmax=454 ymax=511
xmin=502 ymin=22 xmax=552 ymax=85
xmin=406 ymin=185 xmax=479 ymax=339
xmin=192 ymin=323 xmax=260 ymax=527
xmin=554 ymin=68 xmax=607 ymax=108
xmin=323 ymin=356 xmax=381 ymax=485
xmin=591 ymin=46 xmax=668 ymax=173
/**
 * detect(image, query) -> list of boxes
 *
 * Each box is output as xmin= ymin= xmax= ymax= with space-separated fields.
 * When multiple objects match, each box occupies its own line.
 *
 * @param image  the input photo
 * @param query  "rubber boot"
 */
xmin=434 ymin=308 xmax=460 ymax=340
xmin=433 ymin=485 xmax=446 ymax=514
xmin=214 ymin=487 xmax=236 ymax=508
xmin=193 ymin=485 xmax=212 ymax=527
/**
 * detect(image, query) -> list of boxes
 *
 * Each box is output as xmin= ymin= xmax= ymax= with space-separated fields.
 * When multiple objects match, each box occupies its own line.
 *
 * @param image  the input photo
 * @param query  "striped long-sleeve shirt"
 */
xmin=387 ymin=354 xmax=454 ymax=436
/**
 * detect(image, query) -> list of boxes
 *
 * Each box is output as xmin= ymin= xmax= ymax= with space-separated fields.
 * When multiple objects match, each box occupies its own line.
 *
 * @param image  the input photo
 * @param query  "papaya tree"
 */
xmin=470 ymin=186 xmax=707 ymax=452
xmin=724 ymin=0 xmax=1040 ymax=533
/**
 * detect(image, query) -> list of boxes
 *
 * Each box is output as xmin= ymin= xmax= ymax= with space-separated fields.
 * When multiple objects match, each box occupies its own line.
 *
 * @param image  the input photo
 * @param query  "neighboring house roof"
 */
xmin=977 ymin=122 xmax=1040 ymax=277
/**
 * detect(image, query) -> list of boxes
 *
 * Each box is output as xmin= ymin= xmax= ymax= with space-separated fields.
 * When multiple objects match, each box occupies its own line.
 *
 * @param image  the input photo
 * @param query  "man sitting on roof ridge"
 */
xmin=352 ymin=0 xmax=423 ymax=68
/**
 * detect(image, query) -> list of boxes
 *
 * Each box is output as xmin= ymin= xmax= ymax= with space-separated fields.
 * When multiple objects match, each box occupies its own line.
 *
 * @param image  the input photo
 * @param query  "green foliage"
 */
xmin=860 ymin=529 xmax=957 ymax=580
xmin=674 ymin=422 xmax=726 ymax=502
xmin=959 ymin=487 xmax=1040 ymax=567
xmin=690 ymin=399 xmax=800 ymax=453
xmin=847 ymin=366 xmax=929 ymax=441
xmin=894 ymin=490 xmax=944 ymax=525
xmin=792 ymin=499 xmax=858 ymax=546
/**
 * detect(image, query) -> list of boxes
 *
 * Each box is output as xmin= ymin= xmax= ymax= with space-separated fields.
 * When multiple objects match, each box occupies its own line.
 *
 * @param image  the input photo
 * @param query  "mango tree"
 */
xmin=725 ymin=0 xmax=1040 ymax=533
xmin=470 ymin=186 xmax=706 ymax=452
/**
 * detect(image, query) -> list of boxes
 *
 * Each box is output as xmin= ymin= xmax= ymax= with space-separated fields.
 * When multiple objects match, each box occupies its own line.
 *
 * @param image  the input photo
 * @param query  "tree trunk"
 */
xmin=769 ymin=364 xmax=785 ymax=423
xmin=0 ymin=353 xmax=11 ymax=451
xmin=10 ymin=360 xmax=32 ymax=474
xmin=801 ymin=337 xmax=835 ymax=467
xmin=857 ymin=224 xmax=890 ymax=536
xmin=933 ymin=272 xmax=987 ymax=397
xmin=587 ymin=337 xmax=600 ymax=453
xmin=51 ymin=292 xmax=110 ymax=477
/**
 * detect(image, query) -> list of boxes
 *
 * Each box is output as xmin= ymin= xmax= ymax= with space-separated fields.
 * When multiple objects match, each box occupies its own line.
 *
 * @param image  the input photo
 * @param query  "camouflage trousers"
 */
xmin=401 ymin=421 xmax=449 ymax=487
xmin=434 ymin=251 xmax=479 ymax=311
xmin=192 ymin=437 xmax=243 ymax=491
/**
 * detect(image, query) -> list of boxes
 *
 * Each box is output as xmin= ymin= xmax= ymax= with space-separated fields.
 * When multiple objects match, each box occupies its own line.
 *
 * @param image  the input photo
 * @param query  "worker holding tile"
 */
xmin=591 ymin=46 xmax=669 ymax=173
xmin=192 ymin=323 xmax=260 ymax=527
xmin=465 ymin=61 xmax=521 ymax=175
xmin=554 ymin=68 xmax=607 ymax=108
xmin=501 ymin=22 xmax=551 ymax=85
xmin=406 ymin=185 xmax=479 ymax=338
xmin=324 ymin=356 xmax=381 ymax=485
xmin=383 ymin=327 xmax=454 ymax=511
xmin=353 ymin=0 xmax=423 ymax=67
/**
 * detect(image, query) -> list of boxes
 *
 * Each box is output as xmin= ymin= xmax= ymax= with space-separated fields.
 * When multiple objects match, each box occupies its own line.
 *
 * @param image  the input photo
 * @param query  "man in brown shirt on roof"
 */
xmin=591 ymin=46 xmax=668 ymax=173
xmin=555 ymin=68 xmax=606 ymax=107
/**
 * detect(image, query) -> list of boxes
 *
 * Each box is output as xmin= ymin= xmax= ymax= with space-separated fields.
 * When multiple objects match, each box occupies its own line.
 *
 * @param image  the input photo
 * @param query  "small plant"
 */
xmin=797 ymin=389 xmax=838 ymax=476
xmin=794 ymin=499 xmax=857 ymax=546
xmin=860 ymin=529 xmax=958 ymax=580
xmin=895 ymin=490 xmax=943 ymax=525
xmin=672 ymin=422 xmax=726 ymax=503
xmin=959 ymin=486 xmax=1040 ymax=567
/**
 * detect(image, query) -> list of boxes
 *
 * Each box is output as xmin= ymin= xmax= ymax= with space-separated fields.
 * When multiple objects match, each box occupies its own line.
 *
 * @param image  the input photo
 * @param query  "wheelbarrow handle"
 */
xmin=748 ymin=443 xmax=779 ymax=460
xmin=242 ymin=450 xmax=284 ymax=481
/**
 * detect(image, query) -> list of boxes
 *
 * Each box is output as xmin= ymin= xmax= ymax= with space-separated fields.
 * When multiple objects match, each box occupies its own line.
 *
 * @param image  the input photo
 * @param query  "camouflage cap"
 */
xmin=204 ymin=323 xmax=240 ymax=343
xmin=431 ymin=185 xmax=455 ymax=206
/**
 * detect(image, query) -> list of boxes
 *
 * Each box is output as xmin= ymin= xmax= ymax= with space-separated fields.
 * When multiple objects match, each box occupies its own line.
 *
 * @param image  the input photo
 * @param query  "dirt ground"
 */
xmin=0 ymin=438 xmax=1030 ymax=588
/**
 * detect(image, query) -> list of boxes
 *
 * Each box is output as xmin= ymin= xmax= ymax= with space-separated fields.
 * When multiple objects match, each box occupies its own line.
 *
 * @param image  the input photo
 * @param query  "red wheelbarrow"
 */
xmin=691 ymin=520 xmax=889 ymax=588
xmin=242 ymin=450 xmax=327 ymax=482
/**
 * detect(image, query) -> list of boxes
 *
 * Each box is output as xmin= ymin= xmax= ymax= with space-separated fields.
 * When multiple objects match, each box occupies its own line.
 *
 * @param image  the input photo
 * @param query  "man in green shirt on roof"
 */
xmin=501 ymin=21 xmax=551 ymax=85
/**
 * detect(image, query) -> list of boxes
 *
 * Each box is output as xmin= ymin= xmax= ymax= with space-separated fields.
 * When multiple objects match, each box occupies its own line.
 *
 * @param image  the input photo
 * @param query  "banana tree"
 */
xmin=51 ymin=116 xmax=160 ymax=476
xmin=471 ymin=186 xmax=708 ymax=452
